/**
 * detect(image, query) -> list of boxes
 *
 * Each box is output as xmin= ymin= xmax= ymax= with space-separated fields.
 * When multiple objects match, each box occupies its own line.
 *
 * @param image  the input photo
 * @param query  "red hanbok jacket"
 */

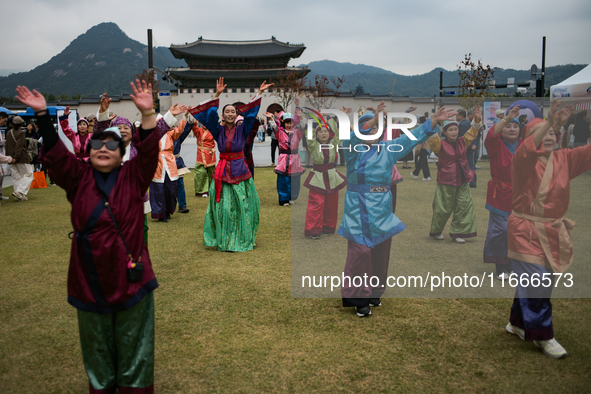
xmin=484 ymin=128 xmax=523 ymax=214
xmin=43 ymin=120 xmax=162 ymax=314
xmin=429 ymin=126 xmax=478 ymax=186
xmin=508 ymin=136 xmax=591 ymax=273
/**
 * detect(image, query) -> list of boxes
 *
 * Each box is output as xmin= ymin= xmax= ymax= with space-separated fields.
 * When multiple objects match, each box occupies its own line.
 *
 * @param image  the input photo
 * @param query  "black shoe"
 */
xmin=178 ymin=208 xmax=190 ymax=213
xmin=159 ymin=218 xmax=168 ymax=223
xmin=369 ymin=298 xmax=381 ymax=307
xmin=311 ymin=235 xmax=320 ymax=240
xmin=356 ymin=305 xmax=371 ymax=317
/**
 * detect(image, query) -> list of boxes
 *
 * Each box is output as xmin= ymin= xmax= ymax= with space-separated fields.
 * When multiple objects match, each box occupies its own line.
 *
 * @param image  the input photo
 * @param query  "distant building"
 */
xmin=166 ymin=37 xmax=310 ymax=91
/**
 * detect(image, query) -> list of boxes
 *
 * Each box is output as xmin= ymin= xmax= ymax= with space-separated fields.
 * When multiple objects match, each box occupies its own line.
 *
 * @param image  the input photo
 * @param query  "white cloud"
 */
xmin=1 ymin=0 xmax=589 ymax=75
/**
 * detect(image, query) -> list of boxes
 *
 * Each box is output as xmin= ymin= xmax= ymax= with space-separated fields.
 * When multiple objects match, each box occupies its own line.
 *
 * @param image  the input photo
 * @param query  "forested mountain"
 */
xmin=0 ymin=22 xmax=585 ymax=99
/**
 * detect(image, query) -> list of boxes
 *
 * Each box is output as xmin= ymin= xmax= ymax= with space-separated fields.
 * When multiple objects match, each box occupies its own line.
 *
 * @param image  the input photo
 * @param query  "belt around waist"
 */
xmin=347 ymin=184 xmax=390 ymax=193
xmin=279 ymin=149 xmax=299 ymax=155
xmin=313 ymin=163 xmax=335 ymax=171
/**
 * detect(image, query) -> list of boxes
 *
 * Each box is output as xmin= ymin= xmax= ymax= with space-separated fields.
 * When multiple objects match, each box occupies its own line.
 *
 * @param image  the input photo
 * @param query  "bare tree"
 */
xmin=304 ymin=74 xmax=345 ymax=111
xmin=135 ymin=69 xmax=160 ymax=109
xmin=270 ymin=71 xmax=308 ymax=109
xmin=457 ymin=53 xmax=496 ymax=109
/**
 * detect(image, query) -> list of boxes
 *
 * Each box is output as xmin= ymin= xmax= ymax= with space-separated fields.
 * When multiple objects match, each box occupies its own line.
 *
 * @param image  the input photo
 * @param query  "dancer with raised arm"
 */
xmin=428 ymin=106 xmax=483 ymax=243
xmin=339 ymin=102 xmax=457 ymax=317
xmin=483 ymin=105 xmax=522 ymax=279
xmin=505 ymin=100 xmax=584 ymax=359
xmin=190 ymin=78 xmax=272 ymax=252
xmin=16 ymin=80 xmax=160 ymax=393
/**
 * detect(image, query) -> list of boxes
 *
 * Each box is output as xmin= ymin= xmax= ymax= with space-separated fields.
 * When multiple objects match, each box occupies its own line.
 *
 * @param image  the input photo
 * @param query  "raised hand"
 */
xmin=108 ymin=113 xmax=118 ymax=121
xmin=64 ymin=106 xmax=71 ymax=116
xmin=342 ymin=106 xmax=352 ymax=114
xmin=376 ymin=101 xmax=387 ymax=114
xmin=473 ymin=106 xmax=482 ymax=123
xmin=264 ymin=112 xmax=274 ymax=119
xmin=215 ymin=78 xmax=227 ymax=96
xmin=555 ymin=103 xmax=573 ymax=125
xmin=294 ymin=97 xmax=300 ymax=106
xmin=259 ymin=80 xmax=274 ymax=92
xmin=15 ymin=86 xmax=47 ymax=112
xmin=406 ymin=106 xmax=418 ymax=113
xmin=100 ymin=93 xmax=111 ymax=113
xmin=169 ymin=103 xmax=188 ymax=116
xmin=433 ymin=106 xmax=457 ymax=123
xmin=506 ymin=105 xmax=520 ymax=120
xmin=295 ymin=107 xmax=304 ymax=119
xmin=129 ymin=79 xmax=154 ymax=114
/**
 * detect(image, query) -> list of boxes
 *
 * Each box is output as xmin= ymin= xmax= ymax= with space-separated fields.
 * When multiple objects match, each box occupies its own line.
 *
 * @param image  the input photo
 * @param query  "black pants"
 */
xmin=271 ymin=139 xmax=278 ymax=163
xmin=412 ymin=149 xmax=430 ymax=178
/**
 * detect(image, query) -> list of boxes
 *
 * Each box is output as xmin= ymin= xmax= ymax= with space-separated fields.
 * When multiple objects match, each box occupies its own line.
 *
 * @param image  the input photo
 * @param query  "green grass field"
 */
xmin=1 ymin=163 xmax=590 ymax=393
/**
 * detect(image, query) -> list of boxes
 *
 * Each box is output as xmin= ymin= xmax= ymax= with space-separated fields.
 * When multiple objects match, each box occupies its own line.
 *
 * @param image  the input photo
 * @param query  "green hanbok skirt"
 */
xmin=203 ymin=178 xmax=260 ymax=252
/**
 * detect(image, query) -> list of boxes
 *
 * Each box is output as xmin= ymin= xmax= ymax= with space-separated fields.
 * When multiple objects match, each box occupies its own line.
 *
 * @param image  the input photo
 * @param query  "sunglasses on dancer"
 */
xmin=90 ymin=140 xmax=120 ymax=151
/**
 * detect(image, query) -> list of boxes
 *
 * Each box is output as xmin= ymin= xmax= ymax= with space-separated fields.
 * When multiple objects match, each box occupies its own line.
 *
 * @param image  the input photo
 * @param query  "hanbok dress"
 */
xmin=193 ymin=123 xmax=216 ymax=196
xmin=41 ymin=111 xmax=161 ymax=392
xmin=507 ymin=135 xmax=591 ymax=340
xmin=303 ymin=118 xmax=346 ymax=236
xmin=190 ymin=95 xmax=261 ymax=252
xmin=483 ymin=126 xmax=522 ymax=274
xmin=339 ymin=118 xmax=436 ymax=307
xmin=428 ymin=122 xmax=480 ymax=239
xmin=274 ymin=114 xmax=305 ymax=205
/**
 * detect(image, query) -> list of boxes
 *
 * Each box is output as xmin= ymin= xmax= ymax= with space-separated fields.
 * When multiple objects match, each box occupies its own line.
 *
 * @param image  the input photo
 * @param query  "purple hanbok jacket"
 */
xmin=190 ymin=96 xmax=261 ymax=184
xmin=42 ymin=125 xmax=161 ymax=314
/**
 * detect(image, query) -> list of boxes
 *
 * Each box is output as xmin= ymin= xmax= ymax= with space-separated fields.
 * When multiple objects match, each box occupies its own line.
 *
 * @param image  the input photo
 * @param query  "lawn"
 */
xmin=1 ymin=163 xmax=590 ymax=393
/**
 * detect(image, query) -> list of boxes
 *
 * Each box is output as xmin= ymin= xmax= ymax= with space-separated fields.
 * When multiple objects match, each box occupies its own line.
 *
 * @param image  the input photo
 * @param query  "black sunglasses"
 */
xmin=90 ymin=140 xmax=119 ymax=151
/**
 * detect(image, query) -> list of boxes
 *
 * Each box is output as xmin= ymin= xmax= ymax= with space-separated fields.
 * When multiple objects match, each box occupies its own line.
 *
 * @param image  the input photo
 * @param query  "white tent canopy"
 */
xmin=550 ymin=64 xmax=591 ymax=110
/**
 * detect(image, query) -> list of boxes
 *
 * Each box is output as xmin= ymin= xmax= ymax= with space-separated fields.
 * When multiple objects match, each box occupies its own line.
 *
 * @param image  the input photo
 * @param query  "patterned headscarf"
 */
xmin=110 ymin=116 xmax=134 ymax=132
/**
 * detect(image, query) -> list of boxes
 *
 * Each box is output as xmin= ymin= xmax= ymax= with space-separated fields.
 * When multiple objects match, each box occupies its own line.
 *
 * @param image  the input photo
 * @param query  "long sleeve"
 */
xmin=129 ymin=124 xmax=160 ymax=193
xmin=567 ymin=143 xmax=591 ymax=179
xmin=94 ymin=111 xmax=110 ymax=134
xmin=59 ymin=115 xmax=81 ymax=154
xmin=387 ymin=119 xmax=436 ymax=163
xmin=36 ymin=112 xmax=59 ymax=151
xmin=190 ymin=98 xmax=221 ymax=140
xmin=237 ymin=96 xmax=262 ymax=138
xmin=512 ymin=135 xmax=547 ymax=186
xmin=484 ymin=125 xmax=501 ymax=155
xmin=462 ymin=122 xmax=481 ymax=147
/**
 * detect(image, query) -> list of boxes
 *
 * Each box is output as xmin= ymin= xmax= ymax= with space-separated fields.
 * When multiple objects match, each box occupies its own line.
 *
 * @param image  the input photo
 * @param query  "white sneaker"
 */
xmin=435 ymin=234 xmax=444 ymax=240
xmin=201 ymin=194 xmax=208 ymax=198
xmin=410 ymin=172 xmax=418 ymax=179
xmin=289 ymin=200 xmax=295 ymax=205
xmin=453 ymin=237 xmax=466 ymax=243
xmin=12 ymin=191 xmax=24 ymax=201
xmin=505 ymin=322 xmax=525 ymax=340
xmin=422 ymin=177 xmax=431 ymax=181
xmin=1 ymin=196 xmax=8 ymax=200
xmin=283 ymin=203 xmax=290 ymax=206
xmin=497 ymin=272 xmax=510 ymax=281
xmin=534 ymin=338 xmax=568 ymax=359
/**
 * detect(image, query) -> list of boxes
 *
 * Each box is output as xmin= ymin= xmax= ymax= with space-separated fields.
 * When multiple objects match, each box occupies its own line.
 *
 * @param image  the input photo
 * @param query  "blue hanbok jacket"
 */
xmin=337 ymin=119 xmax=435 ymax=247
